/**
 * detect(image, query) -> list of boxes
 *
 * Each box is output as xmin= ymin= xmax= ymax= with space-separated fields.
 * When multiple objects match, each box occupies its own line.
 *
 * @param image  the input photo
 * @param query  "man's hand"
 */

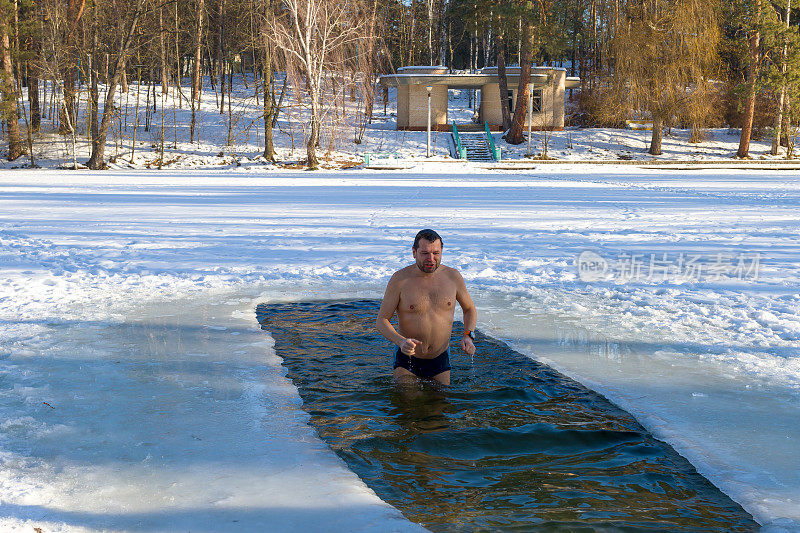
xmin=461 ymin=335 xmax=476 ymax=356
xmin=400 ymin=338 xmax=423 ymax=356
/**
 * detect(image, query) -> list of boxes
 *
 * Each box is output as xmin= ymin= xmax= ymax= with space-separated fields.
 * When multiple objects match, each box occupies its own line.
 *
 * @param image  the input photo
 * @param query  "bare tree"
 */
xmin=86 ymin=0 xmax=145 ymax=169
xmin=353 ymin=0 xmax=380 ymax=143
xmin=270 ymin=0 xmax=364 ymax=168
xmin=216 ymin=0 xmax=225 ymax=114
xmin=191 ymin=0 xmax=205 ymax=142
xmin=611 ymin=0 xmax=721 ymax=155
xmin=159 ymin=1 xmax=169 ymax=94
xmin=257 ymin=0 xmax=280 ymax=160
xmin=88 ymin=0 xmax=99 ymax=146
xmin=58 ymin=0 xmax=84 ymax=135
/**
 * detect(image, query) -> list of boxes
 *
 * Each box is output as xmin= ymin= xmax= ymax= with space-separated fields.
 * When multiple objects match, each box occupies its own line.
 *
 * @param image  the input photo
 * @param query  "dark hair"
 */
xmin=413 ymin=229 xmax=443 ymax=250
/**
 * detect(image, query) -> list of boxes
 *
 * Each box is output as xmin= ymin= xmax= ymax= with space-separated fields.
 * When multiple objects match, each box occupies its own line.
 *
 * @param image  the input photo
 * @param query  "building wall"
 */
xmin=479 ymin=69 xmax=566 ymax=130
xmin=397 ymin=86 xmax=409 ymax=129
xmin=407 ymin=85 xmax=447 ymax=129
xmin=479 ymin=84 xmax=503 ymax=126
xmin=552 ymin=69 xmax=566 ymax=129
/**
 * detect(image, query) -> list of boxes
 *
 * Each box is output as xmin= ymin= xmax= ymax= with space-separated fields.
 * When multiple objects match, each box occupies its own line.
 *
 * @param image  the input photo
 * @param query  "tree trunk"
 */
xmin=737 ymin=0 xmax=761 ymax=159
xmin=590 ymin=0 xmax=597 ymax=92
xmin=408 ymin=0 xmax=416 ymax=65
xmin=1 ymin=15 xmax=23 ymax=160
xmin=427 ymin=0 xmax=434 ymax=65
xmin=496 ymin=33 xmax=512 ymax=132
xmin=120 ymin=61 xmax=128 ymax=92
xmin=87 ymin=0 xmax=144 ymax=169
xmin=307 ymin=91 xmax=319 ymax=167
xmin=28 ymin=2 xmax=42 ymax=133
xmin=363 ymin=0 xmax=379 ymax=125
xmin=89 ymin=1 xmax=99 ymax=144
xmin=217 ymin=0 xmax=225 ymax=114
xmin=159 ymin=5 xmax=169 ymax=94
xmin=28 ymin=70 xmax=40 ymax=133
xmin=506 ymin=19 xmax=534 ymax=145
xmin=191 ymin=0 xmax=204 ymax=142
xmin=649 ymin=114 xmax=663 ymax=155
xmin=771 ymin=0 xmax=791 ymax=156
xmin=484 ymin=12 xmax=491 ymax=68
xmin=262 ymin=62 xmax=275 ymax=160
xmin=59 ymin=0 xmax=84 ymax=135
xmin=192 ymin=0 xmax=204 ymax=102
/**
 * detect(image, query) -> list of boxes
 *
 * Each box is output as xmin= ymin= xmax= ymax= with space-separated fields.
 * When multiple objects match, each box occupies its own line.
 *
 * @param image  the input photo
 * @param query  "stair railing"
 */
xmin=484 ymin=122 xmax=501 ymax=161
xmin=452 ymin=123 xmax=467 ymax=160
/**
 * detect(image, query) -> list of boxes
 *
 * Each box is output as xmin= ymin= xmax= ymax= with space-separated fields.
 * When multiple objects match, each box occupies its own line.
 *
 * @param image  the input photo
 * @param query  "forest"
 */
xmin=0 ymin=0 xmax=799 ymax=168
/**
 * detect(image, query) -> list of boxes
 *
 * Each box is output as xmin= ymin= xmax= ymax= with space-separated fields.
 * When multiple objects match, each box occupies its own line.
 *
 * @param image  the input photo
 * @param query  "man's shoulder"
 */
xmin=441 ymin=265 xmax=464 ymax=280
xmin=389 ymin=265 xmax=417 ymax=281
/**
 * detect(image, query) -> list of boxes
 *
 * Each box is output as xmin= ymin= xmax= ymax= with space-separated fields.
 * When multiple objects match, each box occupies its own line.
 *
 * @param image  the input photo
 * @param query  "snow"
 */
xmin=3 ymin=76 xmax=797 ymax=171
xmin=0 ymin=166 xmax=798 ymax=531
xmin=0 ymin=281 xmax=425 ymax=532
xmin=1 ymin=74 xmax=799 ymax=531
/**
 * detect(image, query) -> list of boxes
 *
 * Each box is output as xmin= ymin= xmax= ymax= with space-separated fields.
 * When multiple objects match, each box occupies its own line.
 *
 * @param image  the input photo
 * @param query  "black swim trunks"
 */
xmin=394 ymin=347 xmax=451 ymax=379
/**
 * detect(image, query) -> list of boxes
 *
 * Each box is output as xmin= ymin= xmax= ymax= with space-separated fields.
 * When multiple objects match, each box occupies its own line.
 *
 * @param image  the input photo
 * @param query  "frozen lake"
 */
xmin=0 ymin=167 xmax=798 ymax=531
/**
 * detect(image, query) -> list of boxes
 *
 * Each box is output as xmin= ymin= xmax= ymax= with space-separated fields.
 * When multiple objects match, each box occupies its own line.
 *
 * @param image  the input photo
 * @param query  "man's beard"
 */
xmin=417 ymin=261 xmax=438 ymax=273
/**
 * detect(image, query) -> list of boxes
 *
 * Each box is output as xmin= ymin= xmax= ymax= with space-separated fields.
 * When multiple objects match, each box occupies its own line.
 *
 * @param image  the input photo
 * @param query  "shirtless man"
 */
xmin=376 ymin=229 xmax=477 ymax=386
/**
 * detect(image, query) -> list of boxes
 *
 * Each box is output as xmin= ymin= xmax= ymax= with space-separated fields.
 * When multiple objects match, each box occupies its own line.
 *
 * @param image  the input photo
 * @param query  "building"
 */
xmin=379 ymin=65 xmax=580 ymax=131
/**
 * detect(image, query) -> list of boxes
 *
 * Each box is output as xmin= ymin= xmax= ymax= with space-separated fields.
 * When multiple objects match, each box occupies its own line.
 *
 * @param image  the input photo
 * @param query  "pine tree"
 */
xmin=737 ymin=0 xmax=762 ymax=158
xmin=766 ymin=0 xmax=800 ymax=156
xmin=0 ymin=0 xmax=23 ymax=161
xmin=506 ymin=0 xmax=565 ymax=145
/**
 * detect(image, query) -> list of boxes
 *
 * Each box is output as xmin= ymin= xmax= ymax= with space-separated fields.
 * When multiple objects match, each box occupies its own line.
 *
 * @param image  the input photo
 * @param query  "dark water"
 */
xmin=256 ymin=300 xmax=758 ymax=532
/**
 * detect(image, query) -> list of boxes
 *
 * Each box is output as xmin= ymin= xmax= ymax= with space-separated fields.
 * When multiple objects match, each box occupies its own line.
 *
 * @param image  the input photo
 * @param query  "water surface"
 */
xmin=256 ymin=299 xmax=758 ymax=532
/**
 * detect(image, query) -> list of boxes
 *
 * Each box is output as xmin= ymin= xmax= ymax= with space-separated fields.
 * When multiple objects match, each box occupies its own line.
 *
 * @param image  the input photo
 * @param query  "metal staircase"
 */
xmin=451 ymin=124 xmax=500 ymax=162
xmin=458 ymin=133 xmax=494 ymax=161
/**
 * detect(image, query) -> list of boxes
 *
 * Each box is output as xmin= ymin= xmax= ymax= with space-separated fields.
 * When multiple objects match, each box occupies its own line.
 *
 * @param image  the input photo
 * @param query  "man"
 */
xmin=376 ymin=229 xmax=477 ymax=386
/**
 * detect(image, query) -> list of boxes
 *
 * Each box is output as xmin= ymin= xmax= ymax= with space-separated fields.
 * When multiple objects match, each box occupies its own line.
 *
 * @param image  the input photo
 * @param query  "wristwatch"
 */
xmin=464 ymin=330 xmax=475 ymax=341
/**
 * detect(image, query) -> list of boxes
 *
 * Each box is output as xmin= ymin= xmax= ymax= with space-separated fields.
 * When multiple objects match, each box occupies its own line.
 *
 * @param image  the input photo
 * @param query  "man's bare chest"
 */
xmin=398 ymin=282 xmax=456 ymax=315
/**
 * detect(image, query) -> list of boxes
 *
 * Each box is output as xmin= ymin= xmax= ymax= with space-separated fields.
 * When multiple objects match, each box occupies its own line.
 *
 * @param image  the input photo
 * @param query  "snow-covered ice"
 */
xmin=0 ymin=166 xmax=798 ymax=531
xmin=0 ymin=293 xmax=421 ymax=532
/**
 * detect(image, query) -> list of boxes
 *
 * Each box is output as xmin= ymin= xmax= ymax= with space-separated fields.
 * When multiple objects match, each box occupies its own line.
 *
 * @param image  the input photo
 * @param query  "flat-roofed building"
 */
xmin=379 ymin=65 xmax=580 ymax=131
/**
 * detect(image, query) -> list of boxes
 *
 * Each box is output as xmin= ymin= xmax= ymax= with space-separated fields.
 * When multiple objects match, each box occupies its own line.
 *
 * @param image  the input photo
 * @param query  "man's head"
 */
xmin=412 ymin=229 xmax=443 ymax=274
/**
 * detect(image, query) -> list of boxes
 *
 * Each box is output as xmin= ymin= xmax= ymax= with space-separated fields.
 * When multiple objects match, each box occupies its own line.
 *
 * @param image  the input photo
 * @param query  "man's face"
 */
xmin=413 ymin=238 xmax=442 ymax=273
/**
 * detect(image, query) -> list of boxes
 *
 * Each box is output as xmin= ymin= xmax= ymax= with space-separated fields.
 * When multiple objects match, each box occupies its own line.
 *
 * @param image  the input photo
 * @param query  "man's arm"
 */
xmin=376 ymin=273 xmax=422 ymax=355
xmin=454 ymin=270 xmax=477 ymax=355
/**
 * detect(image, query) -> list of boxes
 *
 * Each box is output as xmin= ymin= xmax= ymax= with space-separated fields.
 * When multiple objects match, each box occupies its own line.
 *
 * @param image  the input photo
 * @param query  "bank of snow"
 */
xmin=2 ymin=77 xmax=796 ymax=172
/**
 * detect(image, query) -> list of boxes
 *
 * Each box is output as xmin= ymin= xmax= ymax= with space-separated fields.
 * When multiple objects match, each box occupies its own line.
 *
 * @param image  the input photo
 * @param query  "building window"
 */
xmin=506 ymin=89 xmax=543 ymax=114
xmin=508 ymin=89 xmax=543 ymax=114
xmin=532 ymin=89 xmax=543 ymax=113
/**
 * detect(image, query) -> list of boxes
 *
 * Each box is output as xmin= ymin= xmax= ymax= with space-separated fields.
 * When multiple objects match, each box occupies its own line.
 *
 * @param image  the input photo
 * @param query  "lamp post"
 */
xmin=526 ymin=84 xmax=533 ymax=157
xmin=426 ymin=85 xmax=433 ymax=157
